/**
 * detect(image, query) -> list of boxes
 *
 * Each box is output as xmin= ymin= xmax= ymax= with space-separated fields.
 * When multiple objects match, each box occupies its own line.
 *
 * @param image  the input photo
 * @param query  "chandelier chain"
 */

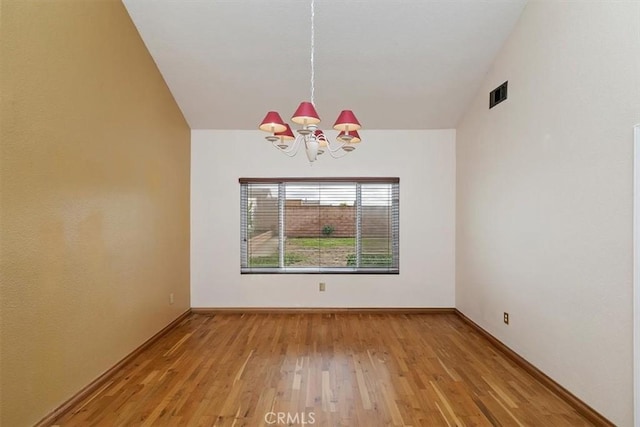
xmin=310 ymin=0 xmax=315 ymax=106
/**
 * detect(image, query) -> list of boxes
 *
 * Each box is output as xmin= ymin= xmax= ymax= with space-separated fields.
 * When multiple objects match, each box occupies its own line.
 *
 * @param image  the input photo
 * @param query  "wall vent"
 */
xmin=490 ymin=81 xmax=508 ymax=109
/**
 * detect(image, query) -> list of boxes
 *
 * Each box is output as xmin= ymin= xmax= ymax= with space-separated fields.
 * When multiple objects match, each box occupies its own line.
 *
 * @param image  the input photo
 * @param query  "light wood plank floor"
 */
xmin=52 ymin=313 xmax=596 ymax=426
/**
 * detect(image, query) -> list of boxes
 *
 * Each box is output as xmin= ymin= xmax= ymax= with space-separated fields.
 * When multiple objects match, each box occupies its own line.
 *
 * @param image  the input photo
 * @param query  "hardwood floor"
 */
xmin=52 ymin=313 xmax=596 ymax=426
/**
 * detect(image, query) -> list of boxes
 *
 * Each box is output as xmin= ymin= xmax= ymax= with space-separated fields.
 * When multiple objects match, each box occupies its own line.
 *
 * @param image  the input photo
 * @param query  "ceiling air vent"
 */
xmin=489 ymin=81 xmax=508 ymax=109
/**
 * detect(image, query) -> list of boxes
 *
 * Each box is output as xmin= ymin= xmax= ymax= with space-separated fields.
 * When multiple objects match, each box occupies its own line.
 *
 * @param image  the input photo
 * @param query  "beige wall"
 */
xmin=456 ymin=1 xmax=640 ymax=425
xmin=0 ymin=1 xmax=191 ymax=426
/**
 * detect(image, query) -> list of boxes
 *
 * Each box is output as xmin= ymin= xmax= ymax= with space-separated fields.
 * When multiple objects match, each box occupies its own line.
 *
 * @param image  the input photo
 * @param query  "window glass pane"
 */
xmin=361 ymin=184 xmax=393 ymax=268
xmin=284 ymin=183 xmax=357 ymax=268
xmin=247 ymin=184 xmax=280 ymax=268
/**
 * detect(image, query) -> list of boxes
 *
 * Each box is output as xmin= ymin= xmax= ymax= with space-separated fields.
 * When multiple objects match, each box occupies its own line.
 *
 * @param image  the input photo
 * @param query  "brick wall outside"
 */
xmin=285 ymin=204 xmax=356 ymax=237
xmin=252 ymin=198 xmax=391 ymax=238
xmin=285 ymin=204 xmax=391 ymax=238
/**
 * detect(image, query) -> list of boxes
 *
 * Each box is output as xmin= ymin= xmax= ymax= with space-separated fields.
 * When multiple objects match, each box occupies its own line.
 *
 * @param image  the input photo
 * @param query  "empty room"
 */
xmin=1 ymin=0 xmax=639 ymax=426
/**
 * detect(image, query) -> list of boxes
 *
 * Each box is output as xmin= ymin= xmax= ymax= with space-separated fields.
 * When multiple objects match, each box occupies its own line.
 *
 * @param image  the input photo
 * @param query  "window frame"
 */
xmin=240 ymin=177 xmax=400 ymax=275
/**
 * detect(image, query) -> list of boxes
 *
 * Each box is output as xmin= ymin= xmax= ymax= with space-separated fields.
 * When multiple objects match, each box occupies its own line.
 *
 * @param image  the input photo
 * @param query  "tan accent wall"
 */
xmin=0 ymin=1 xmax=191 ymax=425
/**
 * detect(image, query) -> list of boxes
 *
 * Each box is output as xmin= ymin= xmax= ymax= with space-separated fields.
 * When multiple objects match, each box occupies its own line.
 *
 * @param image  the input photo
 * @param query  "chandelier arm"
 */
xmin=323 ymin=139 xmax=350 ymax=154
xmin=324 ymin=143 xmax=351 ymax=159
xmin=273 ymin=136 xmax=306 ymax=156
xmin=273 ymin=142 xmax=301 ymax=157
xmin=325 ymin=148 xmax=349 ymax=159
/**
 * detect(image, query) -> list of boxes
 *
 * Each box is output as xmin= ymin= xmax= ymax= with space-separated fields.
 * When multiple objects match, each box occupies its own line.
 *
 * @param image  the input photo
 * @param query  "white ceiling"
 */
xmin=123 ymin=0 xmax=527 ymax=130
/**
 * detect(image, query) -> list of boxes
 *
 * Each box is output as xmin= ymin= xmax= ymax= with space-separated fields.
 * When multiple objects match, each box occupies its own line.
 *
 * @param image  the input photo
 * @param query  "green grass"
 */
xmin=346 ymin=253 xmax=393 ymax=267
xmin=250 ymin=237 xmax=393 ymax=268
xmin=249 ymin=253 xmax=308 ymax=267
xmin=288 ymin=237 xmax=391 ymax=250
xmin=288 ymin=237 xmax=355 ymax=248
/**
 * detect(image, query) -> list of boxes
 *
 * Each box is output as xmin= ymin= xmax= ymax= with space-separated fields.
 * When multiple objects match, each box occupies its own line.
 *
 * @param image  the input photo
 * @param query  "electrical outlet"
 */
xmin=170 ymin=293 xmax=174 ymax=304
xmin=319 ymin=282 xmax=326 ymax=292
xmin=503 ymin=312 xmax=509 ymax=325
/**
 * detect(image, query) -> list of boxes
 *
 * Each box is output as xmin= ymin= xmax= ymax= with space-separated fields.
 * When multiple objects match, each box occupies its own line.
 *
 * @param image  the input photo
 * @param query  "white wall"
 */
xmin=192 ymin=129 xmax=455 ymax=308
xmin=456 ymin=2 xmax=640 ymax=425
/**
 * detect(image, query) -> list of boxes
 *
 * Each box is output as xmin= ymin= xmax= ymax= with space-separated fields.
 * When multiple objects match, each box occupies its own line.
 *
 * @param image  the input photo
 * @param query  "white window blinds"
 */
xmin=240 ymin=178 xmax=399 ymax=274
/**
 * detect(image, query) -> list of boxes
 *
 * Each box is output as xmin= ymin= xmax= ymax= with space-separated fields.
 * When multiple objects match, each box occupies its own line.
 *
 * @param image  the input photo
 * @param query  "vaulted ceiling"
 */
xmin=123 ymin=0 xmax=527 ymax=130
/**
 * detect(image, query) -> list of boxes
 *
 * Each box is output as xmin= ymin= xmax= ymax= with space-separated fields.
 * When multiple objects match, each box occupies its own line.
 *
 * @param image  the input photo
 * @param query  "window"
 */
xmin=240 ymin=178 xmax=399 ymax=274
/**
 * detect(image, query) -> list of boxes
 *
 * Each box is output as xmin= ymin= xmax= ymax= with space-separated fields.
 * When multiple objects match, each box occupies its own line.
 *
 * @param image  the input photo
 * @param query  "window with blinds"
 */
xmin=240 ymin=178 xmax=399 ymax=274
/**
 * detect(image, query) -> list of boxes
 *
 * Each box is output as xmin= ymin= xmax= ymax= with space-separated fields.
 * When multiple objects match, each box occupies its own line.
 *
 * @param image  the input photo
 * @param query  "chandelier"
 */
xmin=258 ymin=0 xmax=362 ymax=163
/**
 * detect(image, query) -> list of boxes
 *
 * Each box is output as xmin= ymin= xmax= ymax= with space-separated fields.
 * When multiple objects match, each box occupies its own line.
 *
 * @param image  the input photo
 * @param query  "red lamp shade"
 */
xmin=259 ymin=111 xmax=286 ymax=133
xmin=333 ymin=110 xmax=361 ymax=131
xmin=314 ymin=129 xmax=327 ymax=147
xmin=275 ymin=124 xmax=295 ymax=141
xmin=291 ymin=101 xmax=321 ymax=125
xmin=338 ymin=130 xmax=361 ymax=143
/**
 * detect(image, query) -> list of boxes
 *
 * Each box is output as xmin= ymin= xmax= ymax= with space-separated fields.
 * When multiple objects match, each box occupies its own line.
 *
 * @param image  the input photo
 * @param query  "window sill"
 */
xmin=241 ymin=267 xmax=399 ymax=275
